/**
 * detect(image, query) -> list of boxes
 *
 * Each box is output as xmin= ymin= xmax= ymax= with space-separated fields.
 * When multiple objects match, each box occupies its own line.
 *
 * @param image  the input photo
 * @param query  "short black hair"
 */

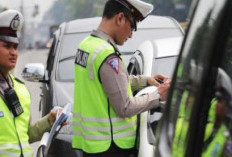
xmin=103 ymin=0 xmax=133 ymax=20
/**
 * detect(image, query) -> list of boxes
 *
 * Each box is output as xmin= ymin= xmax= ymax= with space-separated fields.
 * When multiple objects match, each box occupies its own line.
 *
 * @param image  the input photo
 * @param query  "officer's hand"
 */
xmin=47 ymin=109 xmax=57 ymax=126
xmin=157 ymin=81 xmax=170 ymax=101
xmin=147 ymin=74 xmax=170 ymax=86
xmin=47 ymin=108 xmax=68 ymax=126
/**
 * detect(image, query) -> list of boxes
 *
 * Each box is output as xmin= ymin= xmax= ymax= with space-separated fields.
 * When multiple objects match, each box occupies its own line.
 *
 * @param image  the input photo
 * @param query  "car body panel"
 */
xmin=135 ymin=36 xmax=183 ymax=157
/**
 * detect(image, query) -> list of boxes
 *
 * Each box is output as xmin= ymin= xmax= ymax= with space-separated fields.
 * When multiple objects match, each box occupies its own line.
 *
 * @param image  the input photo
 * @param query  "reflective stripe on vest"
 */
xmin=0 ymin=142 xmax=33 ymax=157
xmin=89 ymin=42 xmax=109 ymax=80
xmin=73 ymin=119 xmax=136 ymax=132
xmin=0 ymin=75 xmax=32 ymax=157
xmin=73 ymin=36 xmax=136 ymax=153
xmin=72 ymin=112 xmax=137 ymax=139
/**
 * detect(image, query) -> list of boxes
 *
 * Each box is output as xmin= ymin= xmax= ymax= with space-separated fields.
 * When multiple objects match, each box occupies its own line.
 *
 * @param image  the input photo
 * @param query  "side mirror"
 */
xmin=127 ymin=50 xmax=143 ymax=75
xmin=21 ymin=63 xmax=45 ymax=82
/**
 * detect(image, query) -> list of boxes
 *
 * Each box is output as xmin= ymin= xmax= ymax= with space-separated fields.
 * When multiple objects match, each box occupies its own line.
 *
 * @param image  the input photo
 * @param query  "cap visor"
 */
xmin=0 ymin=35 xmax=19 ymax=44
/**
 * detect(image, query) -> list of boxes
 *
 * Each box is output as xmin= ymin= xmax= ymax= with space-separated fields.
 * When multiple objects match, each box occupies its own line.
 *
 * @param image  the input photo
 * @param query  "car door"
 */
xmin=40 ymin=30 xmax=60 ymax=116
xmin=155 ymin=0 xmax=232 ymax=156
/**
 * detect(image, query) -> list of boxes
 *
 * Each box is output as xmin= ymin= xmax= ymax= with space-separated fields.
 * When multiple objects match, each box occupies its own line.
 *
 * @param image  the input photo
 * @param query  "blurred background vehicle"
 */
xmin=22 ymin=15 xmax=184 ymax=157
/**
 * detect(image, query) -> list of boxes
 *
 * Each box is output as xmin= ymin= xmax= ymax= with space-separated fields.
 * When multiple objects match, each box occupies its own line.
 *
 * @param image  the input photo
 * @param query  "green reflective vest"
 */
xmin=72 ymin=35 xmax=137 ymax=153
xmin=202 ymin=125 xmax=227 ymax=157
xmin=0 ymin=75 xmax=32 ymax=157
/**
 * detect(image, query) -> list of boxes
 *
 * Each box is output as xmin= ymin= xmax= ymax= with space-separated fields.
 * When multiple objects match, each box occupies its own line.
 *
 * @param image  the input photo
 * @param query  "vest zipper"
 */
xmin=13 ymin=117 xmax=24 ymax=157
xmin=107 ymin=99 xmax=113 ymax=141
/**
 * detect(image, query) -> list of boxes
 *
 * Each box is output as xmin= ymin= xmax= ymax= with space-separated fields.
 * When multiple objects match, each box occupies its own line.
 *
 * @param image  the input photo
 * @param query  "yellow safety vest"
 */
xmin=72 ymin=35 xmax=137 ymax=153
xmin=0 ymin=75 xmax=32 ymax=157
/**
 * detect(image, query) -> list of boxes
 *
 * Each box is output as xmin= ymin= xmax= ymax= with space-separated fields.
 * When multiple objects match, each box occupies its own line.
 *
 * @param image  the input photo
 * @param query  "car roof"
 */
xmin=65 ymin=15 xmax=181 ymax=34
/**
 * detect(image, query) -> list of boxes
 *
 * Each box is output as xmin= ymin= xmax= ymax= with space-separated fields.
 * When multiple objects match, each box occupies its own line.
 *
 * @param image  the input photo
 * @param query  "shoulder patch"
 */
xmin=75 ymin=49 xmax=89 ymax=68
xmin=107 ymin=57 xmax=119 ymax=74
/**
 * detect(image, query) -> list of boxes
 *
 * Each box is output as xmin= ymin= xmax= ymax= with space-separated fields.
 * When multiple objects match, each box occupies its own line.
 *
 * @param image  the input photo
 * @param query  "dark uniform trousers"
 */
xmin=83 ymin=142 xmax=138 ymax=157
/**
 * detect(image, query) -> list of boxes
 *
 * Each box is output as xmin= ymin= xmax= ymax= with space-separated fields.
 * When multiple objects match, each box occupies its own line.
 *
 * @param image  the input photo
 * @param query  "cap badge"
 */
xmin=10 ymin=14 xmax=20 ymax=30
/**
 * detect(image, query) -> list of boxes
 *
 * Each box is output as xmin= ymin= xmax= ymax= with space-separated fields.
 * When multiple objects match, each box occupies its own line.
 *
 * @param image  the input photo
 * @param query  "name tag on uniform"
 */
xmin=75 ymin=49 xmax=89 ymax=68
xmin=0 ymin=111 xmax=4 ymax=117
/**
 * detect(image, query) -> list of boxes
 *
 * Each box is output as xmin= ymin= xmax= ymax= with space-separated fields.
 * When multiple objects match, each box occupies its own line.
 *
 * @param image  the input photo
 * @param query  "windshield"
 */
xmin=58 ymin=28 xmax=182 ymax=81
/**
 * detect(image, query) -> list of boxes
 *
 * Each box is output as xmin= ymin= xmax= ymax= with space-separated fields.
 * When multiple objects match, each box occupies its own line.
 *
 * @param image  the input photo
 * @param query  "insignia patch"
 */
xmin=10 ymin=14 xmax=20 ymax=30
xmin=0 ymin=111 xmax=4 ymax=117
xmin=107 ymin=57 xmax=119 ymax=74
xmin=75 ymin=49 xmax=89 ymax=68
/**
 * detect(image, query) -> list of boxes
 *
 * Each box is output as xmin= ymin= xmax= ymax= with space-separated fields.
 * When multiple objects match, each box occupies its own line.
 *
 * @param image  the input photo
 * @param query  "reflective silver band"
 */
xmin=0 ymin=142 xmax=32 ymax=157
xmin=0 ymin=35 xmax=19 ymax=44
xmin=89 ymin=42 xmax=110 ymax=80
xmin=72 ymin=119 xmax=136 ymax=132
xmin=73 ymin=130 xmax=136 ymax=140
xmin=73 ymin=121 xmax=110 ymax=132
xmin=0 ymin=150 xmax=20 ymax=157
xmin=0 ymin=149 xmax=32 ymax=157
xmin=73 ymin=112 xmax=125 ymax=123
xmin=0 ymin=143 xmax=21 ymax=150
xmin=73 ymin=130 xmax=110 ymax=140
xmin=113 ymin=130 xmax=136 ymax=139
xmin=23 ymin=151 xmax=33 ymax=157
xmin=0 ymin=142 xmax=30 ymax=149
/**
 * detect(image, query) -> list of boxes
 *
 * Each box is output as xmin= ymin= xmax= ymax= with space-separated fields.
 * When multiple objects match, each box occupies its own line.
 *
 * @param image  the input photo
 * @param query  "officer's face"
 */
xmin=0 ymin=40 xmax=18 ymax=73
xmin=115 ymin=13 xmax=134 ymax=45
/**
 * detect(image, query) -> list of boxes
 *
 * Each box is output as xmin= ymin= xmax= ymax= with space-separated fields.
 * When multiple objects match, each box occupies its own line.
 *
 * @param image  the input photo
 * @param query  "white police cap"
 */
xmin=0 ymin=9 xmax=24 ymax=44
xmin=115 ymin=0 xmax=153 ymax=21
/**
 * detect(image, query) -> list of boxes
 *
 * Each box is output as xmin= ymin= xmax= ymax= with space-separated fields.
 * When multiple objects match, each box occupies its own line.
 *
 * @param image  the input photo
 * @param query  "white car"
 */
xmin=132 ymin=36 xmax=183 ymax=157
xmin=22 ymin=15 xmax=184 ymax=157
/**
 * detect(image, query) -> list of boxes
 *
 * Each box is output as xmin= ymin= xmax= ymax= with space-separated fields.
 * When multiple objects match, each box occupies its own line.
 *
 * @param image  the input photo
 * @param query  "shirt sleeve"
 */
xmin=28 ymin=116 xmax=51 ymax=143
xmin=129 ymin=75 xmax=150 ymax=92
xmin=99 ymin=55 xmax=160 ymax=118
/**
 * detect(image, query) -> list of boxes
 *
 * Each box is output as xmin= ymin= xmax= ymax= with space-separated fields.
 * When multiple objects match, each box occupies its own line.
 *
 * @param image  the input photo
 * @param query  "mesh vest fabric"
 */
xmin=0 ymin=75 xmax=32 ymax=157
xmin=72 ymin=35 xmax=137 ymax=153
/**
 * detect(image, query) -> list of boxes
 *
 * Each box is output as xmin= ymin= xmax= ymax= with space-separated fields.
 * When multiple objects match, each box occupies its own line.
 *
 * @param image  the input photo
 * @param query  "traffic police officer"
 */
xmin=202 ymin=68 xmax=232 ymax=156
xmin=72 ymin=0 xmax=170 ymax=156
xmin=0 ymin=9 xmax=57 ymax=157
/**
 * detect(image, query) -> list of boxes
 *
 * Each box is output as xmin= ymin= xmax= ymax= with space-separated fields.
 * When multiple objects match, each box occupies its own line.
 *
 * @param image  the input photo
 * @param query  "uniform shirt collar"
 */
xmin=91 ymin=29 xmax=121 ymax=54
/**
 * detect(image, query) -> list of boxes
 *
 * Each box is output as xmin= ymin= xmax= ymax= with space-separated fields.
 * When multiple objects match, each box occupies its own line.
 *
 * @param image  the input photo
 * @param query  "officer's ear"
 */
xmin=115 ymin=12 xmax=126 ymax=27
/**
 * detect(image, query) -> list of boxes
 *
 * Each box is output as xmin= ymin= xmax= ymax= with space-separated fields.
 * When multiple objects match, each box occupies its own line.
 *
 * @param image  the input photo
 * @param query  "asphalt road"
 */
xmin=14 ymin=48 xmax=49 ymax=156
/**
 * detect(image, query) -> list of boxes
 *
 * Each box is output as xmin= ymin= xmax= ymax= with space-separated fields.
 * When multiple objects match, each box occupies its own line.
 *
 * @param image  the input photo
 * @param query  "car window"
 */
xmin=59 ymin=33 xmax=89 ymax=60
xmin=119 ymin=28 xmax=183 ymax=54
xmin=202 ymin=23 xmax=232 ymax=157
xmin=152 ymin=56 xmax=178 ymax=76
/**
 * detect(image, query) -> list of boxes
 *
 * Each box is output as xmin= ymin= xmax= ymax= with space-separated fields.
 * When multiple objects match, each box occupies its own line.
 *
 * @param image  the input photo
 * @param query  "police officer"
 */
xmin=72 ymin=0 xmax=170 ymax=156
xmin=202 ymin=68 xmax=232 ymax=157
xmin=0 ymin=9 xmax=57 ymax=157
